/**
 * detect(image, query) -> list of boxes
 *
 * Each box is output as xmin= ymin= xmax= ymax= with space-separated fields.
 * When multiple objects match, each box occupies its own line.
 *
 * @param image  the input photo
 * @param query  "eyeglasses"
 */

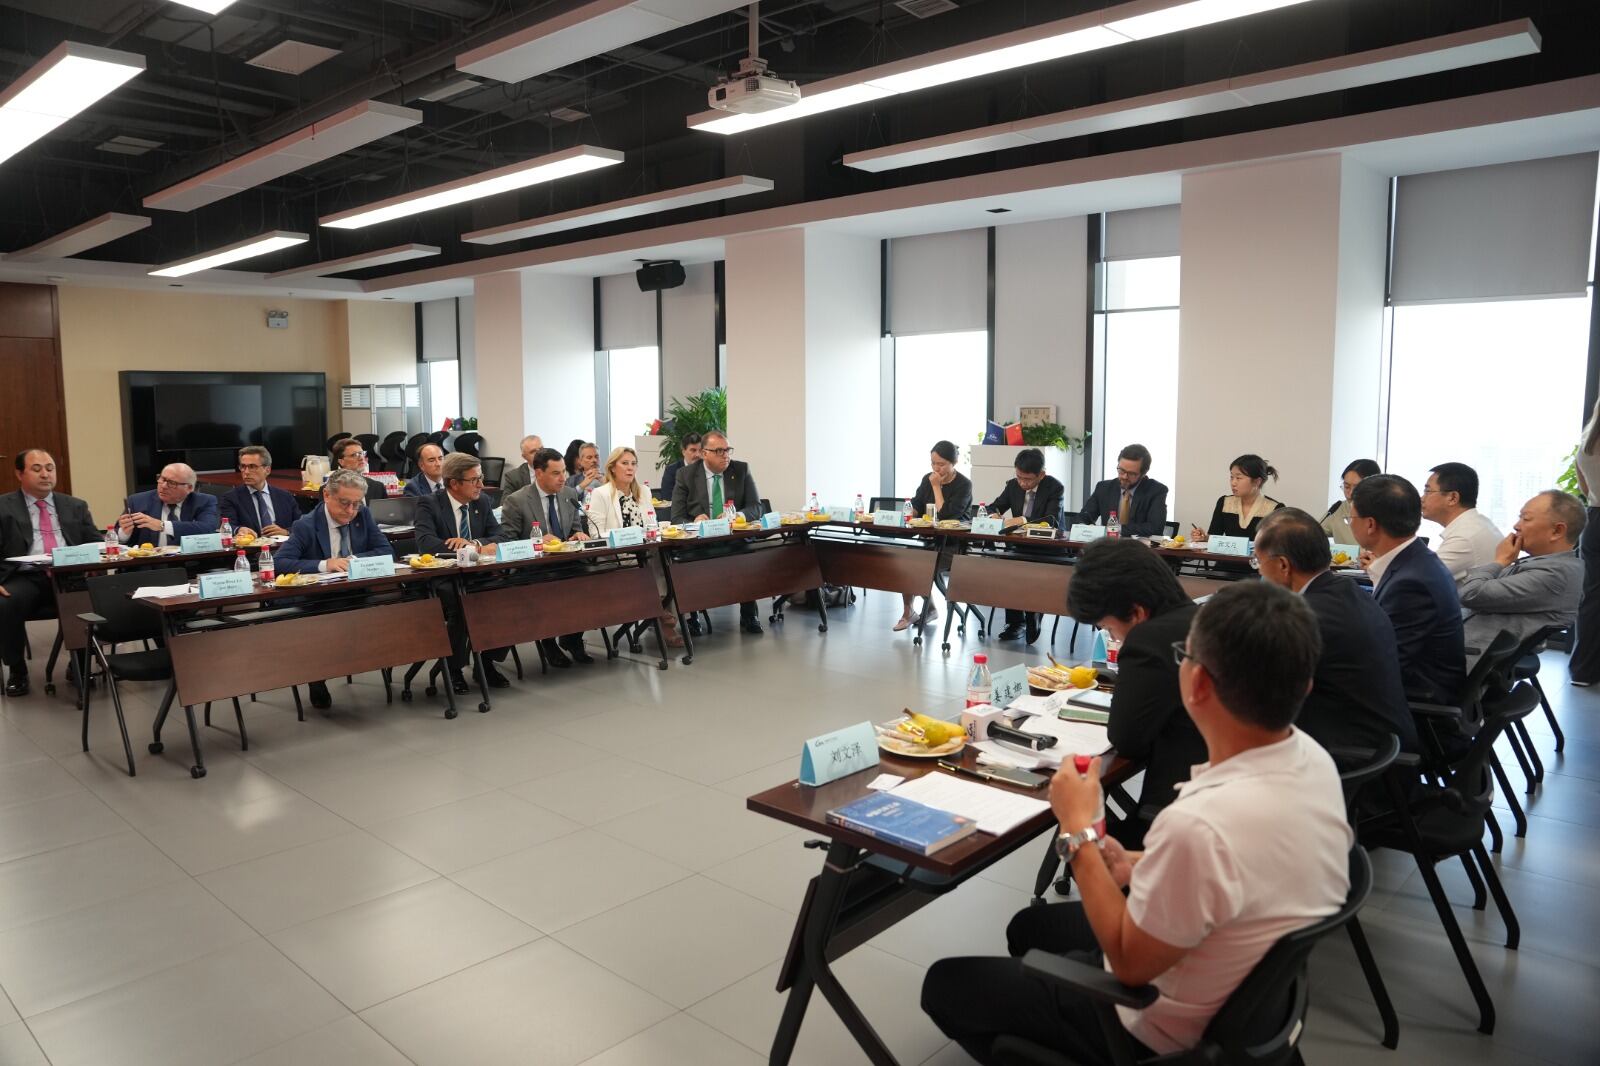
xmin=705 ymin=447 xmax=733 ymax=456
xmin=156 ymin=477 xmax=194 ymax=488
xmin=1170 ymin=640 xmax=1202 ymax=669
xmin=239 ymin=463 xmax=267 ymax=471
xmin=455 ymin=476 xmax=485 ymax=485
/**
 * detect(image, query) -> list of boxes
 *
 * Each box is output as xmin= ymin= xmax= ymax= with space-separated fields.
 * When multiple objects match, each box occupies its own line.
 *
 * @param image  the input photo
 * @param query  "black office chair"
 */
xmin=1328 ymin=735 xmax=1403 ymax=1049
xmin=402 ymin=433 xmax=431 ymax=477
xmin=20 ymin=596 xmax=66 ymax=697
xmin=426 ymin=430 xmax=449 ymax=449
xmin=353 ymin=433 xmax=381 ymax=465
xmin=1497 ymin=624 xmax=1568 ymax=793
xmin=325 ymin=432 xmax=353 ymax=454
xmin=454 ymin=432 xmax=484 ymax=457
xmin=376 ymin=430 xmax=407 ymax=472
xmin=994 ymin=845 xmax=1374 ymax=1066
xmin=480 ymin=456 xmax=506 ymax=486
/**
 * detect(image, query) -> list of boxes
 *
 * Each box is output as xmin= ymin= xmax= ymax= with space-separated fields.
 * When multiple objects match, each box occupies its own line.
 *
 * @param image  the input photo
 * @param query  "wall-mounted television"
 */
xmin=120 ymin=371 xmax=326 ymax=493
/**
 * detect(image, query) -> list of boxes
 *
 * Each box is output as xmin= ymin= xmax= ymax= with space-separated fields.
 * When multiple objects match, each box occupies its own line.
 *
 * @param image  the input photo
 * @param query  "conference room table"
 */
xmin=656 ymin=524 xmax=824 ymax=664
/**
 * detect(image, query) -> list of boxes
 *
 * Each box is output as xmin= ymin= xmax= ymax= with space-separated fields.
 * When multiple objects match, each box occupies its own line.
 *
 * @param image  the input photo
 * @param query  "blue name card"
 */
xmin=970 ymin=515 xmax=1003 ymax=535
xmin=799 ymin=721 xmax=879 ymax=786
xmin=991 ymin=664 xmax=1028 ymax=709
xmin=50 ymin=544 xmax=102 ymax=566
xmin=180 ymin=533 xmax=224 ymax=554
xmin=349 ymin=555 xmax=396 ymax=580
xmin=699 ymin=518 xmax=731 ymax=538
xmin=607 ymin=526 xmax=646 ymax=548
xmin=874 ymin=509 xmax=905 ymax=528
xmin=198 ymin=571 xmax=255 ymax=600
xmin=1208 ymin=535 xmax=1252 ymax=557
xmin=760 ymin=511 xmax=784 ymax=530
xmin=496 ymin=539 xmax=534 ymax=562
xmin=1069 ymin=523 xmax=1106 ymax=543
xmin=826 ymin=505 xmax=854 ymax=522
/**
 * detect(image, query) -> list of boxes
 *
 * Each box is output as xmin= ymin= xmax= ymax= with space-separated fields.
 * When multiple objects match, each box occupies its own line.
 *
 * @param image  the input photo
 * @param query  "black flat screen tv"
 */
xmin=120 ymin=371 xmax=326 ymax=492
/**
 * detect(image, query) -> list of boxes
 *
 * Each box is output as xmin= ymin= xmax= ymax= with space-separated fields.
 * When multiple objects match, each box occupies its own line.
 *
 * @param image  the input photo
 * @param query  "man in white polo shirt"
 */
xmin=922 ymin=582 xmax=1352 ymax=1064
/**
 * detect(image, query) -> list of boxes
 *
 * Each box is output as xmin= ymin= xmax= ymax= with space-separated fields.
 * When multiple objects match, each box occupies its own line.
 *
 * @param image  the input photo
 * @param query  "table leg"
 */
xmin=181 ymin=704 xmax=207 ymax=779
xmin=941 ymin=609 xmax=955 ymax=654
xmin=815 ymin=593 xmax=829 ymax=635
xmin=473 ymin=650 xmax=492 ymax=714
xmin=649 ymin=619 xmax=669 ymax=671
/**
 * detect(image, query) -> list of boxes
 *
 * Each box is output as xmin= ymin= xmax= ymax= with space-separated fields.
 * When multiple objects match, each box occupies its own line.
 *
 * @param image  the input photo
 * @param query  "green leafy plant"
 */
xmin=1558 ymin=445 xmax=1586 ymax=503
xmin=650 ymin=387 xmax=728 ymax=469
xmin=1019 ymin=421 xmax=1090 ymax=454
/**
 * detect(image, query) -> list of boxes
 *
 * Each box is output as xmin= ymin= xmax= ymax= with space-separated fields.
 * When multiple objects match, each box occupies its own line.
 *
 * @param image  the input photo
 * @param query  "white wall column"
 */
xmin=471 ymin=273 xmax=529 ymax=460
xmin=805 ymin=232 xmax=880 ymax=508
xmin=994 ymin=217 xmax=1088 ymax=431
xmin=471 ymin=271 xmax=596 ymax=458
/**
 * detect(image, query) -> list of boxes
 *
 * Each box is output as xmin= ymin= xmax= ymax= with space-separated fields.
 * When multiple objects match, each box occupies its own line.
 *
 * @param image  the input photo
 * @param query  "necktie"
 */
xmin=710 ymin=474 xmax=724 ymax=516
xmin=1119 ymin=490 xmax=1131 ymax=525
xmin=36 ymin=499 xmax=56 ymax=552
xmin=1023 ymin=489 xmax=1036 ymax=521
xmin=159 ymin=505 xmax=176 ymax=548
xmin=546 ymin=493 xmax=562 ymax=539
xmin=336 ymin=525 xmax=350 ymax=557
xmin=459 ymin=504 xmax=472 ymax=541
xmin=256 ymin=492 xmax=270 ymax=530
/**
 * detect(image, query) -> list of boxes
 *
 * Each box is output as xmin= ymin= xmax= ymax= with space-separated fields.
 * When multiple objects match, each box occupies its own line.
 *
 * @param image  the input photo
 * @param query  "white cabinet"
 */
xmin=968 ymin=445 xmax=1080 ymax=518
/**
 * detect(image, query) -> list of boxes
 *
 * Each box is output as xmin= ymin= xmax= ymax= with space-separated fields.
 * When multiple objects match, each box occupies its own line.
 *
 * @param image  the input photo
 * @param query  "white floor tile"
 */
xmin=0 ymin=758 xmax=84 ymax=811
xmin=0 ymin=1021 xmax=48 ymax=1066
xmin=579 ymin=1012 xmax=763 ymax=1066
xmin=233 ymin=1015 xmax=412 ymax=1066
xmin=0 ymin=792 xmax=126 ymax=865
xmin=701 ymin=832 xmax=822 ymax=914
xmin=134 ymin=790 xmax=355 ymax=875
xmin=431 ymin=731 xmax=609 ymax=788
xmin=286 ymin=754 xmax=496 ymax=828
xmin=593 ymin=785 xmax=796 ymax=870
xmin=0 ymin=832 xmax=185 ymax=932
xmin=366 ymin=789 xmax=582 ymax=873
xmin=505 ymin=759 xmax=702 ymax=826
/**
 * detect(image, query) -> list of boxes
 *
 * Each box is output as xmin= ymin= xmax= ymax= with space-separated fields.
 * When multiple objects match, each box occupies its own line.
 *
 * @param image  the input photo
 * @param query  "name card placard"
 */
xmin=493 ymin=507 xmax=504 ymax=524
xmin=699 ymin=518 xmax=732 ymax=538
xmin=50 ymin=544 xmax=102 ymax=567
xmin=826 ymin=505 xmax=854 ymax=523
xmin=179 ymin=533 xmax=224 ymax=555
xmin=607 ymin=526 xmax=646 ymax=548
xmin=1208 ymin=535 xmax=1252 ymax=557
xmin=496 ymin=539 xmax=534 ymax=562
xmin=198 ymin=571 xmax=255 ymax=600
xmin=760 ymin=512 xmax=784 ymax=530
xmin=799 ymin=721 xmax=879 ymax=786
xmin=1329 ymin=542 xmax=1360 ymax=563
xmin=349 ymin=554 xmax=396 ymax=580
xmin=970 ymin=515 xmax=1003 ymax=535
xmin=1069 ymin=524 xmax=1106 ymax=544
xmin=873 ymin=509 xmax=905 ymax=528
xmin=991 ymin=664 xmax=1028 ymax=709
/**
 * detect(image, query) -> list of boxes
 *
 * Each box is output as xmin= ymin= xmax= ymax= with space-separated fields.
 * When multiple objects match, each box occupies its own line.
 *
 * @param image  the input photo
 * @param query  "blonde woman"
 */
xmin=587 ymin=447 xmax=682 ymax=647
xmin=1572 ymin=398 xmax=1600 ymax=685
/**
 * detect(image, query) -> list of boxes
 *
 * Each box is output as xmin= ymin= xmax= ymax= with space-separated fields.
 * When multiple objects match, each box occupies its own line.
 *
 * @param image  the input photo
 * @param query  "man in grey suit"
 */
xmin=499 ymin=447 xmax=594 ymax=666
xmin=669 ymin=429 xmax=765 ymax=634
xmin=1460 ymin=490 xmax=1586 ymax=665
xmin=498 ymin=434 xmax=543 ymax=496
xmin=1 ymin=449 xmax=100 ymax=697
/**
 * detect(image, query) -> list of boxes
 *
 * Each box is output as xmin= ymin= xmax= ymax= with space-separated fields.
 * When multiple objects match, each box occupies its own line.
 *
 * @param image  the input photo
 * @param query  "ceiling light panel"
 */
xmin=319 ymin=145 xmax=625 ymax=230
xmin=464 ymin=175 xmax=774 ymax=244
xmin=459 ymin=0 xmax=751 ymax=83
xmin=149 ymin=230 xmax=308 ymax=277
xmin=266 ymin=243 xmax=442 ymax=279
xmin=686 ymin=0 xmax=1324 ymax=134
xmin=843 ymin=20 xmax=1542 ymax=173
xmin=144 ymin=101 xmax=422 ymax=212
xmin=0 ymin=41 xmax=145 ymax=167
xmin=247 ymin=40 xmax=342 ymax=76
xmin=9 ymin=212 xmax=151 ymax=260
xmin=166 ymin=0 xmax=238 ymax=12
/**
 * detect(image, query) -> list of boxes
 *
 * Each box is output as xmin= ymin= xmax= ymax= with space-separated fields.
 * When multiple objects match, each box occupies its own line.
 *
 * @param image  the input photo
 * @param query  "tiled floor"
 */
xmin=0 ymin=593 xmax=1596 ymax=1064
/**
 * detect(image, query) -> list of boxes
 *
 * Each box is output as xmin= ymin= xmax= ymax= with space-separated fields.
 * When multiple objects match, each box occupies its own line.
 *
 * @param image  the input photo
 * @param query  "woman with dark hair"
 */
xmin=1321 ymin=458 xmax=1381 ymax=542
xmin=1192 ymin=454 xmax=1283 ymax=541
xmin=562 ymin=439 xmax=585 ymax=476
xmin=896 ymin=441 xmax=973 ymax=632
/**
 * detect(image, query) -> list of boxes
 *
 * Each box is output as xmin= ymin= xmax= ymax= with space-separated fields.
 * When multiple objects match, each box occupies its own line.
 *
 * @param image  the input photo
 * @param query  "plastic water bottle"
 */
xmin=103 ymin=525 xmax=119 ymax=558
xmin=258 ymin=546 xmax=275 ymax=586
xmin=976 ymin=501 xmax=989 ymax=519
xmin=723 ymin=500 xmax=737 ymax=525
xmin=966 ymin=653 xmax=993 ymax=708
xmin=643 ymin=503 xmax=659 ymax=541
xmin=530 ymin=521 xmax=544 ymax=557
xmin=807 ymin=490 xmax=820 ymax=514
xmin=1072 ymin=754 xmax=1108 ymax=837
xmin=1107 ymin=509 xmax=1121 ymax=539
xmin=219 ymin=517 xmax=233 ymax=548
xmin=854 ymin=493 xmax=865 ymax=517
xmin=233 ymin=550 xmax=249 ymax=575
xmin=900 ymin=499 xmax=914 ymax=524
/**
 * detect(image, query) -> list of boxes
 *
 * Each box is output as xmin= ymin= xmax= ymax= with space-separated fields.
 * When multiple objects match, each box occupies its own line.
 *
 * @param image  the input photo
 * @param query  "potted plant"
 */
xmin=1558 ymin=445 xmax=1586 ymax=504
xmin=1019 ymin=420 xmax=1090 ymax=454
xmin=651 ymin=387 xmax=728 ymax=470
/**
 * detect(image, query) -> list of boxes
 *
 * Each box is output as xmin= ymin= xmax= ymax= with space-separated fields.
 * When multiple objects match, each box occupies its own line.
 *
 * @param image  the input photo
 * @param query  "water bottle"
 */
xmin=531 ymin=520 xmax=544 ymax=557
xmin=900 ymin=499 xmax=913 ymax=524
xmin=103 ymin=525 xmax=119 ymax=558
xmin=723 ymin=500 xmax=737 ymax=525
xmin=854 ymin=493 xmax=865 ymax=517
xmin=966 ymin=653 xmax=993 ymax=708
xmin=807 ymin=490 xmax=820 ymax=514
xmin=233 ymin=550 xmax=249 ymax=575
xmin=1072 ymin=754 xmax=1108 ymax=837
xmin=643 ymin=503 xmax=659 ymax=541
xmin=976 ymin=501 xmax=989 ymax=519
xmin=258 ymin=546 xmax=275 ymax=586
xmin=1107 ymin=509 xmax=1121 ymax=539
xmin=220 ymin=517 xmax=233 ymax=548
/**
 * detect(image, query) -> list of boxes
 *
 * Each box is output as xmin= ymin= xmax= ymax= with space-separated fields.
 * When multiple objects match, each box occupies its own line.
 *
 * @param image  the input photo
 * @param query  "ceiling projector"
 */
xmin=708 ymin=57 xmax=800 ymax=114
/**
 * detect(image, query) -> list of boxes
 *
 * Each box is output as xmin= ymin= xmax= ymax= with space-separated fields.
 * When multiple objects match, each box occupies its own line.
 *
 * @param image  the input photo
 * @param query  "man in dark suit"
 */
xmin=0 ymin=449 xmax=99 ymax=697
xmin=670 ymin=429 xmax=766 ymax=634
xmin=1077 ymin=443 xmax=1169 ymax=537
xmin=332 ymin=438 xmax=388 ymax=502
xmin=1255 ymin=509 xmax=1418 ymax=752
xmin=990 ymin=447 xmax=1065 ymax=643
xmin=402 ymin=443 xmax=447 ymax=498
xmin=218 ymin=446 xmax=298 ymax=538
xmin=1350 ymin=474 xmax=1466 ymax=705
xmin=118 ymin=462 xmax=218 ymax=548
xmin=498 ymin=435 xmax=543 ymax=497
xmin=1065 ymin=537 xmax=1202 ymax=847
xmin=498 ymin=448 xmax=593 ymax=668
xmin=414 ymin=453 xmax=510 ymax=690
xmin=658 ymin=433 xmax=703 ymax=501
xmin=275 ymin=469 xmax=395 ymax=709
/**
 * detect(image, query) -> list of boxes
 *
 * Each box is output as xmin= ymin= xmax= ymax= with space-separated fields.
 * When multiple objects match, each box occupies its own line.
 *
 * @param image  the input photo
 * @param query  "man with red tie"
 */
xmin=0 ymin=449 xmax=99 ymax=697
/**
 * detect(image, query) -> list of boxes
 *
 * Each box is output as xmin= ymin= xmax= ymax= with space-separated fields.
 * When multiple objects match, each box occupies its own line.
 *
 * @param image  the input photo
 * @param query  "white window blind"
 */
xmin=889 ymin=229 xmax=988 ymax=336
xmin=1103 ymin=205 xmax=1180 ymax=261
xmin=1391 ymin=152 xmax=1598 ymax=304
xmin=420 ymin=299 xmax=458 ymax=361
xmin=599 ymin=272 xmax=657 ymax=350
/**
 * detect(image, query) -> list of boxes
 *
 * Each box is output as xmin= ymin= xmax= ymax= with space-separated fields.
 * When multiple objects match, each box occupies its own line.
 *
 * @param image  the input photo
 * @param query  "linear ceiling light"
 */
xmin=8 ymin=212 xmax=150 ymax=260
xmin=149 ymin=230 xmax=309 ymax=278
xmin=843 ymin=21 xmax=1542 ymax=173
xmin=166 ymin=0 xmax=238 ymax=12
xmin=463 ymin=175 xmax=774 ymax=244
xmin=0 ymin=41 xmax=145 ymax=167
xmin=458 ymin=0 xmax=751 ymax=84
xmin=266 ymin=243 xmax=442 ymax=279
xmin=320 ymin=145 xmax=624 ymax=230
xmin=144 ymin=101 xmax=422 ymax=212
xmin=687 ymin=0 xmax=1320 ymax=134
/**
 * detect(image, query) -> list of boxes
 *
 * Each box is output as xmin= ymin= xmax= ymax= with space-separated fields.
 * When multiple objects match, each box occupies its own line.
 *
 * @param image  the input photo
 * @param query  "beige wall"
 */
xmin=57 ymin=287 xmax=351 ymax=520
xmin=345 ymin=300 xmax=417 ymax=386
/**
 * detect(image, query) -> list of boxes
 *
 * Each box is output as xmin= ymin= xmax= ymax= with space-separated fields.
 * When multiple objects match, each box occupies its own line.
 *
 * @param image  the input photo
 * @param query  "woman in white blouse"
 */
xmin=585 ymin=447 xmax=650 ymax=535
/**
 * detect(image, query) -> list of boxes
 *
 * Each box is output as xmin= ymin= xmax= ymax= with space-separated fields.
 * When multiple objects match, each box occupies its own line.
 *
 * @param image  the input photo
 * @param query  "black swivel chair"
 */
xmin=353 ymin=433 xmax=381 ymax=466
xmin=325 ymin=432 xmax=353 ymax=454
xmin=1328 ymin=735 xmax=1403 ymax=1049
xmin=454 ymin=432 xmax=484 ymax=458
xmin=1496 ymin=624 xmax=1568 ymax=794
xmin=479 ymin=457 xmax=506 ymax=487
xmin=994 ymin=845 xmax=1374 ymax=1066
xmin=376 ymin=430 xmax=407 ymax=472
xmin=402 ymin=433 xmax=431 ymax=478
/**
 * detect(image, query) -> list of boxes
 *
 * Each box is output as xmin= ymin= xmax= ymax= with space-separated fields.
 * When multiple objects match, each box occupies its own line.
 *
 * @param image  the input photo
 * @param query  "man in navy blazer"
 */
xmin=1350 ymin=475 xmax=1465 ymax=705
xmin=1077 ymin=443 xmax=1169 ymax=537
xmin=118 ymin=463 xmax=218 ymax=548
xmin=217 ymin=446 xmax=299 ymax=537
xmin=413 ymin=453 xmax=510 ymax=691
xmin=403 ymin=443 xmax=447 ymax=498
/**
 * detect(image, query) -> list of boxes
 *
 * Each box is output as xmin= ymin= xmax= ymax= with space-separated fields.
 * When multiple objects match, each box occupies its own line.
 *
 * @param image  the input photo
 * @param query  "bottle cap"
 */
xmin=1073 ymin=754 xmax=1092 ymax=775
xmin=973 ymin=654 xmax=988 ymax=664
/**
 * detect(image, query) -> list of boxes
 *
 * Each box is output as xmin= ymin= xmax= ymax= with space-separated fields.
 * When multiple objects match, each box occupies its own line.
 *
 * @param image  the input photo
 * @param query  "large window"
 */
xmin=892 ymin=331 xmax=988 ymax=494
xmin=1096 ymin=256 xmax=1180 ymax=509
xmin=605 ymin=346 xmax=660 ymax=455
xmin=1384 ymin=297 xmax=1591 ymax=531
xmin=425 ymin=360 xmax=460 ymax=428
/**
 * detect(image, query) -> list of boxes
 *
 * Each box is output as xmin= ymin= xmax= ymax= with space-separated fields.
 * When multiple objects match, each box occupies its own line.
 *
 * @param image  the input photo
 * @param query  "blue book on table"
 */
xmin=826 ymin=793 xmax=978 ymax=855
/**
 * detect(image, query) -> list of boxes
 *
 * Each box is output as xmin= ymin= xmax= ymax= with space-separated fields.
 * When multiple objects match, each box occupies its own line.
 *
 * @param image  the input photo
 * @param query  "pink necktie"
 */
xmin=37 ymin=499 xmax=57 ymax=552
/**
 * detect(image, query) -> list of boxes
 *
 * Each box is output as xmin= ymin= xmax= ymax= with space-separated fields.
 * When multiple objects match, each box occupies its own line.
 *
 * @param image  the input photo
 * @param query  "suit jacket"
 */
xmin=991 ymin=475 xmax=1065 ymax=527
xmin=274 ymin=504 xmax=393 ymax=574
xmin=1373 ymin=539 xmax=1466 ymax=704
xmin=413 ymin=490 xmax=502 ymax=554
xmin=659 ymin=459 xmax=686 ymax=500
xmin=0 ymin=490 xmax=99 ymax=582
xmin=670 ymin=459 xmax=762 ymax=523
xmin=1459 ymin=551 xmax=1583 ymax=664
xmin=1106 ymin=600 xmax=1204 ymax=829
xmin=586 ymin=482 xmax=653 ymax=537
xmin=122 ymin=489 xmax=219 ymax=547
xmin=499 ymin=462 xmax=533 ymax=497
xmin=1078 ymin=478 xmax=1169 ymax=537
xmin=499 ymin=483 xmax=585 ymax=541
xmin=217 ymin=484 xmax=299 ymax=534
xmin=403 ymin=475 xmax=447 ymax=499
xmin=1298 ymin=571 xmax=1419 ymax=753
xmin=362 ymin=476 xmax=388 ymax=502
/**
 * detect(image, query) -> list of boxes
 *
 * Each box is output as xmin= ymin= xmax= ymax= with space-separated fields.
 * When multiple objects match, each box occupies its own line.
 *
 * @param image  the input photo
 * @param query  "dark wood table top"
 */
xmin=144 ymin=566 xmax=446 ymax=612
xmin=461 ymin=541 xmax=656 ymax=575
xmin=654 ymin=525 xmax=803 ymax=550
xmin=39 ymin=544 xmax=270 ymax=576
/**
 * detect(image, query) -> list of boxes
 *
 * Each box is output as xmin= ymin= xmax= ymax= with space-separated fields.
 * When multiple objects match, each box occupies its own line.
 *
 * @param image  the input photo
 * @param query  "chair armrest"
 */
xmin=1019 ymin=950 xmax=1159 ymax=1010
xmin=77 ymin=612 xmax=108 ymax=628
xmin=1392 ymin=752 xmax=1421 ymax=768
xmin=1407 ymin=701 xmax=1462 ymax=720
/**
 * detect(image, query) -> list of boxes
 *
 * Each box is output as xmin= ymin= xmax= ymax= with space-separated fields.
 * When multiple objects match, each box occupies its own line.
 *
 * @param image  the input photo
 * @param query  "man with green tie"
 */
xmin=669 ymin=429 xmax=766 ymax=635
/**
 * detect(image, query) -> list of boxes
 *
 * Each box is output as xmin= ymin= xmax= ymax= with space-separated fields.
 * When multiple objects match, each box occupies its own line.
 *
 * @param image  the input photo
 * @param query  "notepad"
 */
xmin=891 ymin=773 xmax=1049 ymax=835
xmin=1015 ymin=715 xmax=1111 ymax=760
xmin=131 ymin=584 xmax=194 ymax=600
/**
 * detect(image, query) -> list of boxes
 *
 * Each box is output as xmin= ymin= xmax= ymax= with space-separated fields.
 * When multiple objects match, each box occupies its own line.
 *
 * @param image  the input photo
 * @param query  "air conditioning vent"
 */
xmin=341 ymin=386 xmax=372 ymax=409
xmin=895 ymin=0 xmax=957 ymax=18
xmin=96 ymin=135 xmax=162 ymax=156
xmin=550 ymin=106 xmax=590 ymax=123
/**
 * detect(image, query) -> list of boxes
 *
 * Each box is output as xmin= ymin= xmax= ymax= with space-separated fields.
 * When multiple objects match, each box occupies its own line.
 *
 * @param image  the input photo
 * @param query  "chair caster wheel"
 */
xmin=681 ymin=655 xmax=694 ymax=666
xmin=445 ymin=708 xmax=458 ymax=719
xmin=913 ymin=637 xmax=922 ymax=646
xmin=44 ymin=683 xmax=55 ymax=695
xmin=425 ymin=685 xmax=437 ymax=697
xmin=478 ymin=702 xmax=490 ymax=714
xmin=190 ymin=766 xmax=206 ymax=779
xmin=958 ymin=626 xmax=966 ymax=636
xmin=942 ymin=643 xmax=951 ymax=654
xmin=148 ymin=742 xmax=164 ymax=754
xmin=818 ymin=624 xmax=827 ymax=633
xmin=628 ymin=642 xmax=642 ymax=654
xmin=657 ymin=661 xmax=668 ymax=671
xmin=1054 ymin=877 xmax=1073 ymax=896
xmin=400 ymin=689 xmax=413 ymax=702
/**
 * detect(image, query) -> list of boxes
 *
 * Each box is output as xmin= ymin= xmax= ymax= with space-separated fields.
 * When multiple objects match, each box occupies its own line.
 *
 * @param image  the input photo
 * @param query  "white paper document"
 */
xmin=972 ymin=742 xmax=1045 ymax=770
xmin=1015 ymin=715 xmax=1112 ymax=757
xmin=891 ymin=773 xmax=1050 ymax=835
xmin=131 ymin=584 xmax=194 ymax=600
xmin=4 ymin=555 xmax=52 ymax=564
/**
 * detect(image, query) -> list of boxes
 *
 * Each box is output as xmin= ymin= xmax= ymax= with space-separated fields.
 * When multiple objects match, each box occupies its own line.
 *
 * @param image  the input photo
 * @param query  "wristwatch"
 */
xmin=1056 ymin=825 xmax=1101 ymax=858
